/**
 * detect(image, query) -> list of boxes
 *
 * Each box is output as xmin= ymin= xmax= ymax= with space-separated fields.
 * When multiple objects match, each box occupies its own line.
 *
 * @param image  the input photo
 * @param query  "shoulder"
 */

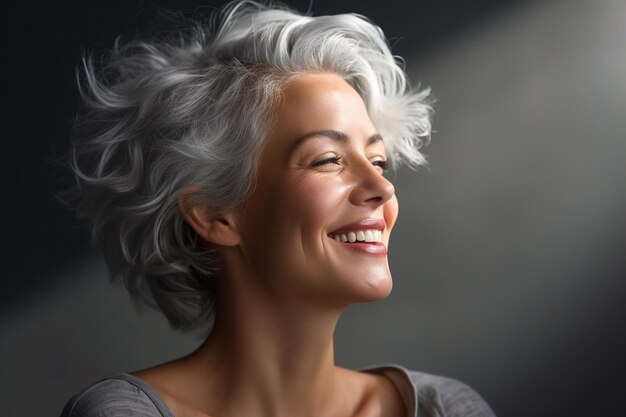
xmin=405 ymin=369 xmax=496 ymax=417
xmin=59 ymin=374 xmax=171 ymax=417
xmin=362 ymin=365 xmax=496 ymax=417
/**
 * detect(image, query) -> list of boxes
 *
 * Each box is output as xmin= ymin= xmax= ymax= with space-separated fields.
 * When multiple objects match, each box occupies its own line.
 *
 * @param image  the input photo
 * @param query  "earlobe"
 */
xmin=177 ymin=188 xmax=240 ymax=247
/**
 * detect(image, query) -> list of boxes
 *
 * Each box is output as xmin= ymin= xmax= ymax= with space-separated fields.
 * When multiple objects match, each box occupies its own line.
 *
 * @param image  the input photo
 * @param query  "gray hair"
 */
xmin=69 ymin=0 xmax=432 ymax=331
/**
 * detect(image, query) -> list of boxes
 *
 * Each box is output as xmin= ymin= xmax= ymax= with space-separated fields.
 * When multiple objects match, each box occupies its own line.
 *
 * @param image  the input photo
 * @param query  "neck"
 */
xmin=182 ymin=267 xmax=350 ymax=417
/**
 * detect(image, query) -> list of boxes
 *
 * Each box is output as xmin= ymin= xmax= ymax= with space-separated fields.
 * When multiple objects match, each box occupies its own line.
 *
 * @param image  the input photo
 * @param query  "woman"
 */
xmin=61 ymin=1 xmax=496 ymax=416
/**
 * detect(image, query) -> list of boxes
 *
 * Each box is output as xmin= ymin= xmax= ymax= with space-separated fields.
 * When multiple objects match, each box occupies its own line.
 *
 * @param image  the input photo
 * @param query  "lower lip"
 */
xmin=329 ymin=238 xmax=388 ymax=257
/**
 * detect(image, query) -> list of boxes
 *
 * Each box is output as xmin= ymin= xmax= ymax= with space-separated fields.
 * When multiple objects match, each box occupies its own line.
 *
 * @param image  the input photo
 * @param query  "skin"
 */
xmin=133 ymin=73 xmax=405 ymax=417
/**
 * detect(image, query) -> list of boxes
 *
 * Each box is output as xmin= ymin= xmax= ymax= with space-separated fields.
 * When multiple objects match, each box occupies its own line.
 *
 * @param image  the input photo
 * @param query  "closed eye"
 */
xmin=311 ymin=156 xmax=343 ymax=167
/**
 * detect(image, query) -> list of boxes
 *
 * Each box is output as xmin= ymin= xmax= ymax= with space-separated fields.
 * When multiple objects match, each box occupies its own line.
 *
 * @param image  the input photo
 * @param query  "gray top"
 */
xmin=60 ymin=364 xmax=496 ymax=417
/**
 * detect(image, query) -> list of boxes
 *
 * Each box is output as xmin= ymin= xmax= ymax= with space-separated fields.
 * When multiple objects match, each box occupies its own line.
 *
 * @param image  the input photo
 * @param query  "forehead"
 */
xmin=265 ymin=72 xmax=378 ymax=152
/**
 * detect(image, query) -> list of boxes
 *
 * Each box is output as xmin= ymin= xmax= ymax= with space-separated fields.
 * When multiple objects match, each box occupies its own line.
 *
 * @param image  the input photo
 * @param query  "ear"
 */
xmin=177 ymin=187 xmax=240 ymax=247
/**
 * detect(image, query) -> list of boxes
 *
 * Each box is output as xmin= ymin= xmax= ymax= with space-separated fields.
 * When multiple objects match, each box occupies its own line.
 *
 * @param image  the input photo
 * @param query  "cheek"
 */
xmin=288 ymin=175 xmax=347 ymax=227
xmin=269 ymin=179 xmax=342 ymax=272
xmin=240 ymin=176 xmax=348 ymax=280
xmin=243 ymin=175 xmax=347 ymax=251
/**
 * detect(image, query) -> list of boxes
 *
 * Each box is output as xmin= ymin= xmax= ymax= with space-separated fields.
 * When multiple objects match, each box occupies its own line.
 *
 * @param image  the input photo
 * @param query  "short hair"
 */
xmin=68 ymin=0 xmax=432 ymax=331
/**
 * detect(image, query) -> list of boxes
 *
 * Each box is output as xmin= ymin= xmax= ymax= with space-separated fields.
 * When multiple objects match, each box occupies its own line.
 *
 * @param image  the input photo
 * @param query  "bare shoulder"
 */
xmin=337 ymin=367 xmax=407 ymax=417
xmin=130 ymin=357 xmax=228 ymax=417
xmin=130 ymin=362 xmax=199 ymax=417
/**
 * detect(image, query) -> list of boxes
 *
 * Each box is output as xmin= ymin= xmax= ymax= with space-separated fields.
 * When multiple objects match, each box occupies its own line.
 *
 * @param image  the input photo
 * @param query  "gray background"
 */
xmin=1 ymin=0 xmax=625 ymax=416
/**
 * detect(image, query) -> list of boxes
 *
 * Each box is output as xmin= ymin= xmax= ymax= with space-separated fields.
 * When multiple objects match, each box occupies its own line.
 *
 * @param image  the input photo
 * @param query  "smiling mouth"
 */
xmin=328 ymin=229 xmax=383 ymax=243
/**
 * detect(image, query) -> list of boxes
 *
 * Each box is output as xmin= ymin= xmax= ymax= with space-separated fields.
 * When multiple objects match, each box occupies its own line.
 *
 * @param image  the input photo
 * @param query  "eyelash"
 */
xmin=373 ymin=159 xmax=389 ymax=171
xmin=310 ymin=156 xmax=389 ymax=171
xmin=311 ymin=156 xmax=343 ymax=167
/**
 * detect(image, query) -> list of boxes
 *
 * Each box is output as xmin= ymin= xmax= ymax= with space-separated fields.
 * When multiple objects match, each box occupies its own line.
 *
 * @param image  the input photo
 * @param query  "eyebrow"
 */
xmin=290 ymin=129 xmax=383 ymax=153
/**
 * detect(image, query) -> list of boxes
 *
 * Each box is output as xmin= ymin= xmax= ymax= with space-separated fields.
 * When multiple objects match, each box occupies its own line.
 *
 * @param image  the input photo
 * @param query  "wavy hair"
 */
xmin=68 ymin=0 xmax=432 ymax=330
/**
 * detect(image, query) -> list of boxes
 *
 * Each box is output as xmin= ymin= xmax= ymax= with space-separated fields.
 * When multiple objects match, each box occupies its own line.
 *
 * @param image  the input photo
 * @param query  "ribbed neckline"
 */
xmin=113 ymin=363 xmax=416 ymax=417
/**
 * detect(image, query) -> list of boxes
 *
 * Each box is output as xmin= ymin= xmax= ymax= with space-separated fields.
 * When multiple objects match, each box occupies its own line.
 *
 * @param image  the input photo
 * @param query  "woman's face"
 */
xmin=233 ymin=72 xmax=398 ymax=307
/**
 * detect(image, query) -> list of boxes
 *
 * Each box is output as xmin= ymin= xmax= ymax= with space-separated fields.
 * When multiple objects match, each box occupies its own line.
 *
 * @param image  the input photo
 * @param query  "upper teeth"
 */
xmin=331 ymin=230 xmax=383 ymax=243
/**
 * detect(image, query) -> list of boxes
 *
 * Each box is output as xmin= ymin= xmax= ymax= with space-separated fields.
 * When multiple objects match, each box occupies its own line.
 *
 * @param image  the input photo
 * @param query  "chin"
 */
xmin=357 ymin=271 xmax=394 ymax=302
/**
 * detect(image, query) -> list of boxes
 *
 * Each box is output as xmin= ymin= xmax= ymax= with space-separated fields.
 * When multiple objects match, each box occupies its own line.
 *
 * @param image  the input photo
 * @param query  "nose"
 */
xmin=348 ymin=159 xmax=396 ymax=208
